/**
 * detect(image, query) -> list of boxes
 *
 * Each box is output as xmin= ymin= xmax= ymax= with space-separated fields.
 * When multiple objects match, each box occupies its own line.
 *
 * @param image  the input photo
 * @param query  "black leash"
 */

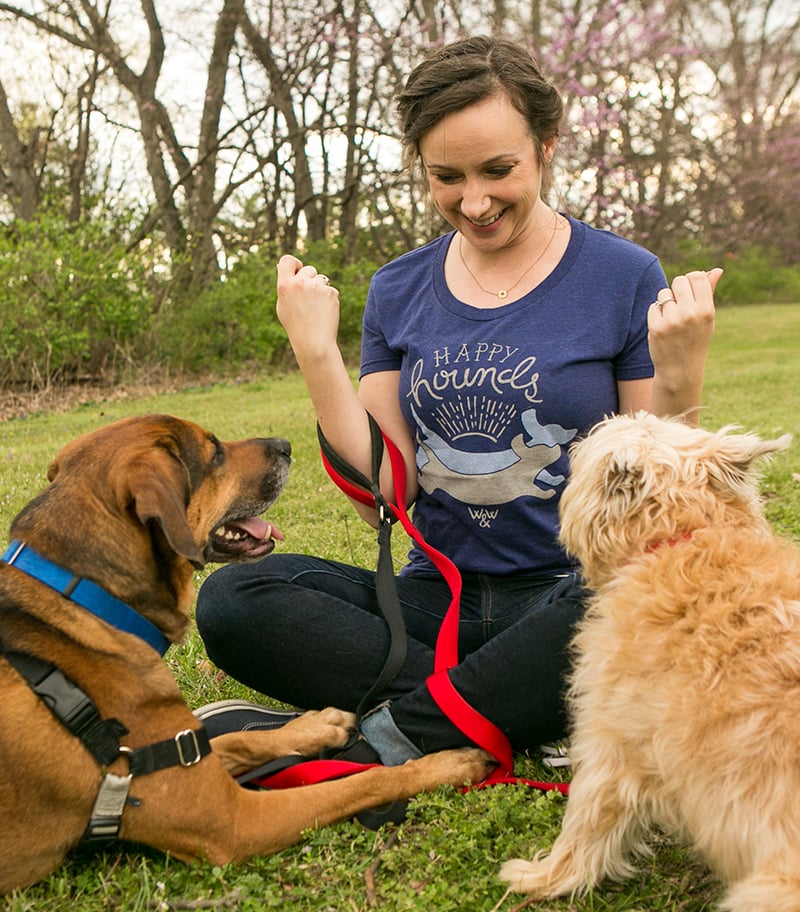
xmin=317 ymin=414 xmax=408 ymax=723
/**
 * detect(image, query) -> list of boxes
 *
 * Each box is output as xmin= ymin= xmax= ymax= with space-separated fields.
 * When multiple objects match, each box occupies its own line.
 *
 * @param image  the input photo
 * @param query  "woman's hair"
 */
xmin=396 ymin=35 xmax=563 ymax=180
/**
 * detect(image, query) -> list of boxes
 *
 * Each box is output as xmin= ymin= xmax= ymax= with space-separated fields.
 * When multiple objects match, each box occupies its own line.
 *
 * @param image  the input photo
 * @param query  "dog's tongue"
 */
xmin=236 ymin=516 xmax=284 ymax=542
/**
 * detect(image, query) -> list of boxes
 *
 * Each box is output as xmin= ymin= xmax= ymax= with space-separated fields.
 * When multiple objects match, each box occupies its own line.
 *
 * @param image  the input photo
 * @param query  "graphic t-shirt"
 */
xmin=360 ymin=217 xmax=665 ymax=577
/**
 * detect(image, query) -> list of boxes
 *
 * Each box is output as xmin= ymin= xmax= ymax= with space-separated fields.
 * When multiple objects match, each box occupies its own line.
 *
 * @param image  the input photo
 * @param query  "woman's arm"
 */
xmin=276 ymin=255 xmax=416 ymax=527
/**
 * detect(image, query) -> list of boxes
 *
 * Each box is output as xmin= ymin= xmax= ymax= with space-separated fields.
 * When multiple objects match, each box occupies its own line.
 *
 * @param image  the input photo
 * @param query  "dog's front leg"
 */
xmin=130 ymin=746 xmax=495 ymax=864
xmin=224 ymin=746 xmax=495 ymax=859
xmin=500 ymin=762 xmax=648 ymax=897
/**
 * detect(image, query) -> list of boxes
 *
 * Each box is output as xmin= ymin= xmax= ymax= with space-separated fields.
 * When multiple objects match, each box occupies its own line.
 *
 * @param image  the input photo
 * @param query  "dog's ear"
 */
xmin=121 ymin=450 xmax=206 ymax=569
xmin=706 ymin=431 xmax=792 ymax=499
xmin=603 ymin=444 xmax=648 ymax=501
xmin=46 ymin=459 xmax=60 ymax=483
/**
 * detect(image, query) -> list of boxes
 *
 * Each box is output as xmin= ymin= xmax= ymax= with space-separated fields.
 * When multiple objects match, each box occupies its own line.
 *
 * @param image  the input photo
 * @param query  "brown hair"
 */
xmin=396 ymin=36 xmax=563 ymax=185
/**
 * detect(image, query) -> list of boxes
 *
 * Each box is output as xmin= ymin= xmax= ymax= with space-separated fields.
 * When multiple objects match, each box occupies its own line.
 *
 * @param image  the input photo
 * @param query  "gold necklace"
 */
xmin=458 ymin=210 xmax=560 ymax=300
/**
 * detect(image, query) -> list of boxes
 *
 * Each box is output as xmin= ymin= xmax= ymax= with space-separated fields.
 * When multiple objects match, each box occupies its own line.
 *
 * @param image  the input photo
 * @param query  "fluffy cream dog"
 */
xmin=501 ymin=412 xmax=799 ymax=912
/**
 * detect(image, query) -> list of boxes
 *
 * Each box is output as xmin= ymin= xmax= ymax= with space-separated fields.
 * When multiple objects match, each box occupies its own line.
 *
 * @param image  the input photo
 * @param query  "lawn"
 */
xmin=0 ymin=302 xmax=798 ymax=912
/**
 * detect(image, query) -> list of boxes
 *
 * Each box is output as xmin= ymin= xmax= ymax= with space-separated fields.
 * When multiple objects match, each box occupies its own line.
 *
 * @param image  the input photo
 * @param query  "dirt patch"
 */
xmin=0 ymin=373 xmax=216 ymax=422
xmin=0 ymin=365 xmax=289 ymax=422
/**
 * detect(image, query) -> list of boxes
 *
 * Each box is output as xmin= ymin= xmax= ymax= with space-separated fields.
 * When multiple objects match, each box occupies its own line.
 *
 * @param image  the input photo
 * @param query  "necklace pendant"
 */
xmin=497 ymin=290 xmax=508 ymax=299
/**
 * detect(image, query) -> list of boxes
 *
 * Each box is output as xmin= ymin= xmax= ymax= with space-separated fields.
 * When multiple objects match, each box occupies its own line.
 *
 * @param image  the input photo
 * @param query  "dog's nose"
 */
xmin=265 ymin=437 xmax=292 ymax=460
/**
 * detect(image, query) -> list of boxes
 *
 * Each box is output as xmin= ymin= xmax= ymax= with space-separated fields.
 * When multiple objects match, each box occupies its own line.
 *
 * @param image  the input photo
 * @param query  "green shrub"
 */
xmin=154 ymin=247 xmax=287 ymax=373
xmin=0 ymin=215 xmax=153 ymax=387
xmin=713 ymin=247 xmax=800 ymax=306
xmin=155 ymin=239 xmax=380 ymax=373
xmin=663 ymin=241 xmax=800 ymax=306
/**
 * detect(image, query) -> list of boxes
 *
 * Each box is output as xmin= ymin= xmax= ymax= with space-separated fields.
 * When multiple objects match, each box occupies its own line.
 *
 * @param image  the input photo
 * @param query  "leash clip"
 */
xmin=375 ymin=495 xmax=393 ymax=527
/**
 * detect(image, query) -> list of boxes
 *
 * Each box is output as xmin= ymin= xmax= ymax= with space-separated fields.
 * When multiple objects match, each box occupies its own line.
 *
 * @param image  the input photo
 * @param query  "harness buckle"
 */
xmin=81 ymin=772 xmax=133 ymax=847
xmin=174 ymin=728 xmax=203 ymax=767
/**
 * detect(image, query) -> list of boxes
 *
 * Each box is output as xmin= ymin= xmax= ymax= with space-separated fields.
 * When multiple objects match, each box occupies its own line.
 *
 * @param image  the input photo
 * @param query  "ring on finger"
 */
xmin=318 ymin=274 xmax=330 ymax=285
xmin=653 ymin=295 xmax=676 ymax=310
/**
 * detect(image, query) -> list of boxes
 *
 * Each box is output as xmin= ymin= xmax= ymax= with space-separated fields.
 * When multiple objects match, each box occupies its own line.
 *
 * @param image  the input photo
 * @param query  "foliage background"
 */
xmin=0 ymin=0 xmax=798 ymax=388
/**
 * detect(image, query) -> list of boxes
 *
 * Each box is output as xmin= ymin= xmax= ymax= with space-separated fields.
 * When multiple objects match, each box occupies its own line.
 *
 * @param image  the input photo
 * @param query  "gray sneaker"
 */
xmin=193 ymin=699 xmax=302 ymax=738
xmin=540 ymin=741 xmax=571 ymax=769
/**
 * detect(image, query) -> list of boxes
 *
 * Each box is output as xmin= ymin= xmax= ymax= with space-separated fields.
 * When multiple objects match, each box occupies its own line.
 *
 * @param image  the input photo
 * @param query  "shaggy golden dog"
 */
xmin=500 ymin=412 xmax=799 ymax=912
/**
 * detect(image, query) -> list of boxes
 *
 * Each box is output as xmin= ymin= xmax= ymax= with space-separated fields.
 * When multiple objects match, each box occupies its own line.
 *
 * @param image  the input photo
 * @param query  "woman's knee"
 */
xmin=195 ymin=563 xmax=242 ymax=647
xmin=195 ymin=553 xmax=329 ymax=641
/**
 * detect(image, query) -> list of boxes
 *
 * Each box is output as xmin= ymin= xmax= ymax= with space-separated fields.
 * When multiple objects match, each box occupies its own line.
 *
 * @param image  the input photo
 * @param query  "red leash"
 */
xmin=318 ymin=415 xmax=568 ymax=797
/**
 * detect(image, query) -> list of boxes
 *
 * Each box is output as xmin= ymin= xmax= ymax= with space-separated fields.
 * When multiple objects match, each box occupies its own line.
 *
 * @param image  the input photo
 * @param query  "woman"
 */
xmin=196 ymin=36 xmax=719 ymax=774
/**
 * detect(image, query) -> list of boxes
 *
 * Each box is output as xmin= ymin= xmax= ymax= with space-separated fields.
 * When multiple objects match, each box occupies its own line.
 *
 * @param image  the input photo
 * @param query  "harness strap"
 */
xmin=3 ymin=645 xmax=212 ymax=846
xmin=126 ymin=727 xmax=211 ymax=776
xmin=5 ymin=650 xmax=127 ymax=767
xmin=82 ymin=773 xmax=134 ymax=846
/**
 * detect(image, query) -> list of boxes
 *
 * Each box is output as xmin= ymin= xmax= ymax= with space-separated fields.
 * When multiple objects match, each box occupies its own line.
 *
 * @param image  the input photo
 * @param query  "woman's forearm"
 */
xmin=276 ymin=255 xmax=410 ymax=526
xmin=647 ymin=268 xmax=721 ymax=425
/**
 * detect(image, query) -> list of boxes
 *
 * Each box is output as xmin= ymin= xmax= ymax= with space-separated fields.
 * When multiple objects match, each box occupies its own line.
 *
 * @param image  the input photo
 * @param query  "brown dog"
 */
xmin=500 ymin=412 xmax=798 ymax=912
xmin=0 ymin=414 xmax=492 ymax=893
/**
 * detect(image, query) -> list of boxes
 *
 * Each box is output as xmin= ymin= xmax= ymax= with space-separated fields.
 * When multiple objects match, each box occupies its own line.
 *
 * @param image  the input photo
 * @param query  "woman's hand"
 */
xmin=276 ymin=254 xmax=341 ymax=361
xmin=647 ymin=268 xmax=722 ymax=422
xmin=648 ymin=268 xmax=721 ymax=370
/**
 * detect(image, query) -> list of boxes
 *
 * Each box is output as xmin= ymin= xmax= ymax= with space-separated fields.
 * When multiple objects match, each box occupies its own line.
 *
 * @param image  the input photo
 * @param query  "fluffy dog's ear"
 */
xmin=603 ymin=444 xmax=647 ymax=501
xmin=119 ymin=450 xmax=206 ymax=569
xmin=706 ymin=431 xmax=792 ymax=499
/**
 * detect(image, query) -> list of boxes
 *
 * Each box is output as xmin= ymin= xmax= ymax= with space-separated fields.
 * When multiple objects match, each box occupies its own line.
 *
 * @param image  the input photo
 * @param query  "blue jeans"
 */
xmin=196 ymin=553 xmax=586 ymax=758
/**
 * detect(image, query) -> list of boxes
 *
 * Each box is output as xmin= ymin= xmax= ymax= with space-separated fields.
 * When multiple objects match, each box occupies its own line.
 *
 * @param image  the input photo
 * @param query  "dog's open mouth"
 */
xmin=208 ymin=515 xmax=283 ymax=562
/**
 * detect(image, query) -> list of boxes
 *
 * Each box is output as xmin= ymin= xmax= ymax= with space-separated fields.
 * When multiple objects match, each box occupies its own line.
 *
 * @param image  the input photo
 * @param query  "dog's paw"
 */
xmin=498 ymin=857 xmax=549 ymax=895
xmin=408 ymin=747 xmax=496 ymax=790
xmin=280 ymin=707 xmax=357 ymax=754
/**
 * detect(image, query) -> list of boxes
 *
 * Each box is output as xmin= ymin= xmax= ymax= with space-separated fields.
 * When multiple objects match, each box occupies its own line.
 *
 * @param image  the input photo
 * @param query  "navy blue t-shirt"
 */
xmin=360 ymin=217 xmax=665 ymax=577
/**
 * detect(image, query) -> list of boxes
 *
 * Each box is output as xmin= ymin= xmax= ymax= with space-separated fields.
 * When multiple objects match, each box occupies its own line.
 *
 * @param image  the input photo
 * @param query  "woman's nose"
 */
xmin=459 ymin=179 xmax=492 ymax=219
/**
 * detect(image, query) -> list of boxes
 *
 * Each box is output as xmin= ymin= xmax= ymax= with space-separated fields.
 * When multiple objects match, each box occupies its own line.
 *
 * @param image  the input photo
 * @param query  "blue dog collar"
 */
xmin=1 ymin=540 xmax=170 ymax=656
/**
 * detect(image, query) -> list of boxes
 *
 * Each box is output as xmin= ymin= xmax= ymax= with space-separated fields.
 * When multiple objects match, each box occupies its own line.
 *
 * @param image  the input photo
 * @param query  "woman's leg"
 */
xmin=384 ymin=574 xmax=587 ymax=756
xmin=197 ymin=556 xmax=586 ymax=760
xmin=196 ymin=553 xmax=448 ymax=712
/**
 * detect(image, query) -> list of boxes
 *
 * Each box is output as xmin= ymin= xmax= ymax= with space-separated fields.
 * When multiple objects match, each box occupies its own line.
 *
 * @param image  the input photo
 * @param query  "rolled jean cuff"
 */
xmin=360 ymin=703 xmax=423 ymax=766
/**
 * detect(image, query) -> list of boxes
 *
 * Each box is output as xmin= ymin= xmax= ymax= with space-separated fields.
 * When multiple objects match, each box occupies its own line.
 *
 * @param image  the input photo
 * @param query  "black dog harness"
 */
xmin=1 ymin=541 xmax=212 ymax=847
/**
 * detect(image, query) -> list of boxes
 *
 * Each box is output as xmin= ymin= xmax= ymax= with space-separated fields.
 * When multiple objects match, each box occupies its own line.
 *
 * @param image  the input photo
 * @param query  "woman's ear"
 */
xmin=543 ymin=137 xmax=558 ymax=163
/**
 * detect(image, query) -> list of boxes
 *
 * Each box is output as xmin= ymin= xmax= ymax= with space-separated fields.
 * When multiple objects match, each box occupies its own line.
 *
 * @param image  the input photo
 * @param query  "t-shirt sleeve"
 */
xmin=614 ymin=257 xmax=666 ymax=381
xmin=360 ymin=280 xmax=402 ymax=377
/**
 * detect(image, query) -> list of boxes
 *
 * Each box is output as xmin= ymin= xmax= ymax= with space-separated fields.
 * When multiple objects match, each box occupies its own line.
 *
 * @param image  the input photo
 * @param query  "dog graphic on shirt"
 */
xmin=414 ymin=407 xmax=576 ymax=506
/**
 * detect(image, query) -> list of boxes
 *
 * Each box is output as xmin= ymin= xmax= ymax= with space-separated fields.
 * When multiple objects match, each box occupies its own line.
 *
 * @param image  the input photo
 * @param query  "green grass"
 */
xmin=1 ymin=302 xmax=799 ymax=911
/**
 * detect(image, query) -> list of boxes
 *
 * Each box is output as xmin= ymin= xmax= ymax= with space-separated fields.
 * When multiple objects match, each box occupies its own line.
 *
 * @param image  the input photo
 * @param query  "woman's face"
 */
xmin=418 ymin=93 xmax=555 ymax=252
